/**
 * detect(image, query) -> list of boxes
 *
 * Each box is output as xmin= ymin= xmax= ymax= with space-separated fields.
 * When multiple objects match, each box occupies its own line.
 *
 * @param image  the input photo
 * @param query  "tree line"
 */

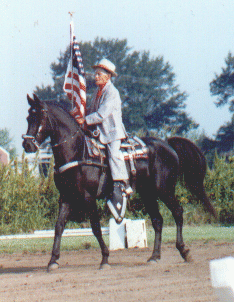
xmin=34 ymin=37 xmax=197 ymax=135
xmin=33 ymin=38 xmax=234 ymax=162
xmin=2 ymin=38 xmax=234 ymax=162
xmin=200 ymin=52 xmax=234 ymax=162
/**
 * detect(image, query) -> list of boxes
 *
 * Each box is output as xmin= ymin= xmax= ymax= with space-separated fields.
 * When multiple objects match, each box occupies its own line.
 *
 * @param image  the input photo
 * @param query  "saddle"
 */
xmin=85 ymin=135 xmax=149 ymax=176
xmin=84 ymin=135 xmax=149 ymax=223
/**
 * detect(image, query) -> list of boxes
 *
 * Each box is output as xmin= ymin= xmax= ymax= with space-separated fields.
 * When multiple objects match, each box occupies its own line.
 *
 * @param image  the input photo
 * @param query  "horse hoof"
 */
xmin=147 ymin=258 xmax=158 ymax=265
xmin=99 ymin=263 xmax=111 ymax=270
xmin=47 ymin=262 xmax=59 ymax=272
xmin=181 ymin=248 xmax=192 ymax=263
xmin=184 ymin=252 xmax=193 ymax=263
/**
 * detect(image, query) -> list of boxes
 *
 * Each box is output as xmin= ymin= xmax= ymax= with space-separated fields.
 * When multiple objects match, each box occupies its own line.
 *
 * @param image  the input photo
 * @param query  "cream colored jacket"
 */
xmin=85 ymin=80 xmax=127 ymax=144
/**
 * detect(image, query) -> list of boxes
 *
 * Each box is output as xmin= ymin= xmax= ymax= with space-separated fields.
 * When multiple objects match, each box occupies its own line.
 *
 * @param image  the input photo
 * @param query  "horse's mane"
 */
xmin=42 ymin=99 xmax=71 ymax=114
xmin=41 ymin=99 xmax=80 ymax=130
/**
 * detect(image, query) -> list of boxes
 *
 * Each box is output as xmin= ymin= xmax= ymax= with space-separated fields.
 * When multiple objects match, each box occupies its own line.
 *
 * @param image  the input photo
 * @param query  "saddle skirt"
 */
xmin=85 ymin=135 xmax=149 ymax=174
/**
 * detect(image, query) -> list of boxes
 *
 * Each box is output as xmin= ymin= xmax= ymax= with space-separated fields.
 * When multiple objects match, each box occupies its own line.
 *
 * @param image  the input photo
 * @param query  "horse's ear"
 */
xmin=27 ymin=94 xmax=34 ymax=107
xmin=33 ymin=94 xmax=43 ymax=108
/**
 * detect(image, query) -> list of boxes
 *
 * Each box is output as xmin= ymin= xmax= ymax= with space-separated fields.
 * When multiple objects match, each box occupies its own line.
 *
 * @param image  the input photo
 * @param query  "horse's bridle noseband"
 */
xmin=22 ymin=134 xmax=41 ymax=149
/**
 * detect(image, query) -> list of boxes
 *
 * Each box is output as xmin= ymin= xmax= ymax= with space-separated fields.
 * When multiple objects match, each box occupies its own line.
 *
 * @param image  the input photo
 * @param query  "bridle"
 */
xmin=22 ymin=106 xmax=51 ymax=150
xmin=22 ymin=101 xmax=106 ymax=174
xmin=22 ymin=103 xmax=81 ymax=150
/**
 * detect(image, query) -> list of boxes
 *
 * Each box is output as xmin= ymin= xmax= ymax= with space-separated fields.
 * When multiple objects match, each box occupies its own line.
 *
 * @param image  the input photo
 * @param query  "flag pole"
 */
xmin=68 ymin=12 xmax=75 ymax=110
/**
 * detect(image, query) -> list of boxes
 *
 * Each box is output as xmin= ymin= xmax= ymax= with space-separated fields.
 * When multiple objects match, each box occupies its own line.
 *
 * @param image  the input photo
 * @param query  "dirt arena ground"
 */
xmin=0 ymin=241 xmax=233 ymax=302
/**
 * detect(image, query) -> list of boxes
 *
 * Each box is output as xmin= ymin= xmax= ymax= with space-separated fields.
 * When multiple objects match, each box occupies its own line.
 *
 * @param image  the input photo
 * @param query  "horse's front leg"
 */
xmin=47 ymin=201 xmax=70 ymax=271
xmin=87 ymin=196 xmax=109 ymax=269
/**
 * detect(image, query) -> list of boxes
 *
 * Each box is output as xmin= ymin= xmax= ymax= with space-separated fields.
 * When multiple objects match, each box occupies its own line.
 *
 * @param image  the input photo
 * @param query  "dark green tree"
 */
xmin=210 ymin=52 xmax=234 ymax=111
xmin=0 ymin=128 xmax=17 ymax=158
xmin=208 ymin=52 xmax=234 ymax=155
xmin=215 ymin=116 xmax=234 ymax=152
xmin=34 ymin=38 xmax=197 ymax=134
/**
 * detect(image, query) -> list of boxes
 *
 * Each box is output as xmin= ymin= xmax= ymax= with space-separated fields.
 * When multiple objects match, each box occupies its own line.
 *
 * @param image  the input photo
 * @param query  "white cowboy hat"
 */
xmin=92 ymin=58 xmax=118 ymax=77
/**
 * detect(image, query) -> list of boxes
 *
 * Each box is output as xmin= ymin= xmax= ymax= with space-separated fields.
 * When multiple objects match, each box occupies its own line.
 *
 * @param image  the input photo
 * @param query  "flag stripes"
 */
xmin=63 ymin=35 xmax=86 ymax=118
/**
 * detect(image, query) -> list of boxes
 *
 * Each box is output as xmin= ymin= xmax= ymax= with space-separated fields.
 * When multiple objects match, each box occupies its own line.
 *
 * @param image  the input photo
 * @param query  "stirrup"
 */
xmin=125 ymin=186 xmax=133 ymax=196
xmin=107 ymin=182 xmax=127 ymax=224
xmin=122 ymin=180 xmax=133 ymax=196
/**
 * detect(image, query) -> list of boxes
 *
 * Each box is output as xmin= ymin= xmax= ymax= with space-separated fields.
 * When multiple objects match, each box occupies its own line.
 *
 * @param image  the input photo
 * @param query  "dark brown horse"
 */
xmin=22 ymin=94 xmax=216 ymax=271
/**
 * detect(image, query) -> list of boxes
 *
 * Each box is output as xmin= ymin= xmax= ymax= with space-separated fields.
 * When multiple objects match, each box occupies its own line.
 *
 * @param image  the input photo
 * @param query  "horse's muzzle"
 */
xmin=22 ymin=134 xmax=39 ymax=153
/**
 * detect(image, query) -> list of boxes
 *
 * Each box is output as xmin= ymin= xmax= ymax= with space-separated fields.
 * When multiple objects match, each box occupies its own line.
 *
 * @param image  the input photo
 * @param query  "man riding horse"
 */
xmin=71 ymin=58 xmax=133 ymax=223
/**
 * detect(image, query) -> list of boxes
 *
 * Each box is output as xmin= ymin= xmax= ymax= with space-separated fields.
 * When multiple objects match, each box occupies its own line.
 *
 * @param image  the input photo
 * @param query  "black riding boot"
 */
xmin=107 ymin=180 xmax=133 ymax=224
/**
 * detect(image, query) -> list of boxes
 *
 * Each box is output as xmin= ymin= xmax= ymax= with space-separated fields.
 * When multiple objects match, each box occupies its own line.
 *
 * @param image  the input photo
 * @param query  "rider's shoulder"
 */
xmin=105 ymin=81 xmax=119 ymax=98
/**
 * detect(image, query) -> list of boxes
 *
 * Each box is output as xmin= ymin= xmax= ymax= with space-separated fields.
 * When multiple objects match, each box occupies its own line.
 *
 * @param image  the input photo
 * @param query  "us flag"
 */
xmin=63 ymin=35 xmax=86 ymax=118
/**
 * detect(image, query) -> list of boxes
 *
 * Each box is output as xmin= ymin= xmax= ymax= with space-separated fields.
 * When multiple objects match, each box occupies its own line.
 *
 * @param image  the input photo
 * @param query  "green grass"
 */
xmin=0 ymin=235 xmax=109 ymax=254
xmin=0 ymin=225 xmax=233 ymax=254
xmin=160 ymin=225 xmax=234 ymax=243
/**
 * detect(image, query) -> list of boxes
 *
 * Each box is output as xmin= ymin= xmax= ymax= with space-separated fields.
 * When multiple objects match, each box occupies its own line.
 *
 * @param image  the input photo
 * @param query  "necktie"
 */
xmin=94 ymin=84 xmax=105 ymax=111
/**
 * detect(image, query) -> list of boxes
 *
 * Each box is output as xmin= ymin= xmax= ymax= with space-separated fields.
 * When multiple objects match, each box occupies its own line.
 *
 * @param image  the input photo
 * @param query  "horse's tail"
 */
xmin=167 ymin=136 xmax=217 ymax=219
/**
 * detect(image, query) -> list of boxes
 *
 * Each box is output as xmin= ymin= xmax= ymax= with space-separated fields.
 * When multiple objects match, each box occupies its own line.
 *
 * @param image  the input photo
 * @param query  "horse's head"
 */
xmin=22 ymin=94 xmax=50 ymax=153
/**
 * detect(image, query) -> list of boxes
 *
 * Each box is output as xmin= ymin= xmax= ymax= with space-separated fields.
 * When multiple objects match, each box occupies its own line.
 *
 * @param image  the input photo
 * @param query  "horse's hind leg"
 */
xmin=166 ymin=197 xmax=191 ymax=262
xmin=47 ymin=201 xmax=70 ymax=271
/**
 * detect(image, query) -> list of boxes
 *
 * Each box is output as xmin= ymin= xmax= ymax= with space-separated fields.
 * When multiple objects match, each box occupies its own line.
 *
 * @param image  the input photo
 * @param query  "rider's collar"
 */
xmin=98 ymin=79 xmax=111 ymax=92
